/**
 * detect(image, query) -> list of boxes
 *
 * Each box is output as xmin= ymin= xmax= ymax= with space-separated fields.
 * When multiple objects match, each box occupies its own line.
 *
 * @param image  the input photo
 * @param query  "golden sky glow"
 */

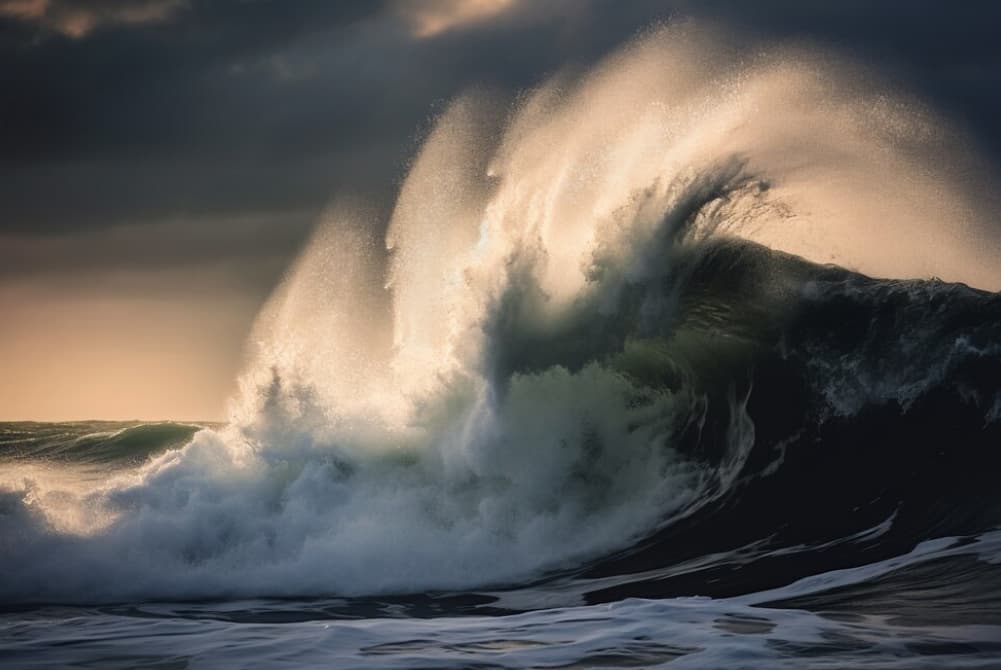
xmin=401 ymin=0 xmax=518 ymax=38
xmin=0 ymin=0 xmax=184 ymax=37
xmin=0 ymin=277 xmax=259 ymax=421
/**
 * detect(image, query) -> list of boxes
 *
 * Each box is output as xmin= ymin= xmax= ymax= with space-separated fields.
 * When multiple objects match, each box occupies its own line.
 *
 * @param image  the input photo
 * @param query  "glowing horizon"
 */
xmin=0 ymin=278 xmax=258 ymax=422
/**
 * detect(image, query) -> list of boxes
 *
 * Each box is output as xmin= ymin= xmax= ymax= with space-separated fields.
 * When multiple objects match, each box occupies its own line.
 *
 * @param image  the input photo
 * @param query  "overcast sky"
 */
xmin=3 ymin=0 xmax=1001 ymax=420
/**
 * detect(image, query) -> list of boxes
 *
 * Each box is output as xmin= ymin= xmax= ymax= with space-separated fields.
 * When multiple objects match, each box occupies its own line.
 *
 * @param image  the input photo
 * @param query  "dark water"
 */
xmin=3 ymin=241 xmax=1001 ymax=668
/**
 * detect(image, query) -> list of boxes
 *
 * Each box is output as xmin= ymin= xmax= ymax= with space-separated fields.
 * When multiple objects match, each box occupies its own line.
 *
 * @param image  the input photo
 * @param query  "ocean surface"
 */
xmin=4 ymin=23 xmax=1001 ymax=669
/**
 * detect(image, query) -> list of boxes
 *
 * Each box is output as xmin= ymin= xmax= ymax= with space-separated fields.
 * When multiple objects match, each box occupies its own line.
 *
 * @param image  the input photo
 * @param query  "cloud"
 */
xmin=0 ymin=0 xmax=186 ymax=37
xmin=396 ymin=0 xmax=520 ymax=38
xmin=4 ymin=0 xmax=1001 ymax=244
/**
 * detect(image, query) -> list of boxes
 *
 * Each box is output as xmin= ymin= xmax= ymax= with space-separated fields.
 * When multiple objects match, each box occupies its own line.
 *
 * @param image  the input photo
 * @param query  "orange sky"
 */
xmin=0 ymin=273 xmax=262 ymax=422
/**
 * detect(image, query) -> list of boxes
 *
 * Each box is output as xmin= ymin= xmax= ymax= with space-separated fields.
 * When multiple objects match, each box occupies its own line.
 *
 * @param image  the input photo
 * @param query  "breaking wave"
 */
xmin=2 ymin=24 xmax=1001 ymax=606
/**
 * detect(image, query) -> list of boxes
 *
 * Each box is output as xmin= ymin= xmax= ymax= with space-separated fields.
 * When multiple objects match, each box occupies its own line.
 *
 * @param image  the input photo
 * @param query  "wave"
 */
xmin=0 ymin=421 xmax=206 ymax=466
xmin=2 ymin=23 xmax=1001 ymax=605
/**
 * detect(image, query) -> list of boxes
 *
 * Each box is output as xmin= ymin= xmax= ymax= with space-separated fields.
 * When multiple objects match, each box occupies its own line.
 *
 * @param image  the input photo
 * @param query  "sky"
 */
xmin=3 ymin=0 xmax=1001 ymax=421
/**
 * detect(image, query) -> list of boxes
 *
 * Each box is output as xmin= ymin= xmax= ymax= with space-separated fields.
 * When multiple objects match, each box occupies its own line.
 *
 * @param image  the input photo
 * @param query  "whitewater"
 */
xmin=3 ymin=24 xmax=1001 ymax=668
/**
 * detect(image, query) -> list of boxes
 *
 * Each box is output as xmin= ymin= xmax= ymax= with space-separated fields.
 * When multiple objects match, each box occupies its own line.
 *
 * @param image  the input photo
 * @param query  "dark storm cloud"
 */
xmin=0 ymin=0 xmax=672 ymax=236
xmin=0 ymin=1 xmax=396 ymax=231
xmin=3 ymin=0 xmax=1001 ymax=268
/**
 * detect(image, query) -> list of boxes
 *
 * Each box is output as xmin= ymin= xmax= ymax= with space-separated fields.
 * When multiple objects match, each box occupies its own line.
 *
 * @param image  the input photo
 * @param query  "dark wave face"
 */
xmin=571 ymin=240 xmax=1001 ymax=604
xmin=3 ymin=24 xmax=1001 ymax=670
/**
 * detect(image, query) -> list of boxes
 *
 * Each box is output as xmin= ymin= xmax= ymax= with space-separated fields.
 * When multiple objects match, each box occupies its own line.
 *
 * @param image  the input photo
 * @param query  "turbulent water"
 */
xmin=4 ymin=24 xmax=1001 ymax=669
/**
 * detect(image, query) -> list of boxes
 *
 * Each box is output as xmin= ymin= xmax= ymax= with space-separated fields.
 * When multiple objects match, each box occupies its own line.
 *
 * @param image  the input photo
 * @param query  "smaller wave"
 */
xmin=0 ymin=421 xmax=209 ymax=467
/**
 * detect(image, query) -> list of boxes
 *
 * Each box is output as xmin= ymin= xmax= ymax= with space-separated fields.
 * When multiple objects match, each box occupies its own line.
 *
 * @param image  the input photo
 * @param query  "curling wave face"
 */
xmin=2 ymin=24 xmax=1001 ymax=605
